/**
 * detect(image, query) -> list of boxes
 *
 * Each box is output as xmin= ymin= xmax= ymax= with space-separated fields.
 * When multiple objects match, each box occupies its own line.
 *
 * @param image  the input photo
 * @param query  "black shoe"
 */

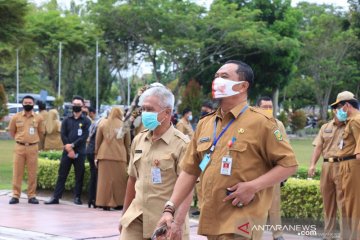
xmin=44 ymin=197 xmax=59 ymax=204
xmin=88 ymin=200 xmax=97 ymax=208
xmin=113 ymin=205 xmax=123 ymax=210
xmin=274 ymin=237 xmax=285 ymax=240
xmin=9 ymin=197 xmax=19 ymax=204
xmin=28 ymin=197 xmax=39 ymax=204
xmin=74 ymin=197 xmax=82 ymax=205
xmin=103 ymin=207 xmax=110 ymax=211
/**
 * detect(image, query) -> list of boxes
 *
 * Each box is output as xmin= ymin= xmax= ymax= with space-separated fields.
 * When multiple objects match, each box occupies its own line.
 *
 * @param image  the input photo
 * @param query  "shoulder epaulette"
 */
xmin=249 ymin=106 xmax=273 ymax=120
xmin=174 ymin=130 xmax=190 ymax=143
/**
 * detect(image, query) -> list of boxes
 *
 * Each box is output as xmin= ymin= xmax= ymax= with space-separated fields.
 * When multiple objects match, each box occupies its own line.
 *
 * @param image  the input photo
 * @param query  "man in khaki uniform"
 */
xmin=120 ymin=86 xmax=193 ymax=240
xmin=331 ymin=91 xmax=360 ymax=239
xmin=257 ymin=96 xmax=288 ymax=240
xmin=308 ymin=110 xmax=345 ymax=239
xmin=176 ymin=108 xmax=194 ymax=139
xmin=156 ymin=60 xmax=298 ymax=240
xmin=8 ymin=95 xmax=45 ymax=204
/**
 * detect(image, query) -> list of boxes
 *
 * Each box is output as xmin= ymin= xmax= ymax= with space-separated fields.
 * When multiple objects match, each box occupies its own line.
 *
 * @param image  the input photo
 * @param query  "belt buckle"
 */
xmin=25 ymin=143 xmax=29 ymax=146
xmin=328 ymin=157 xmax=334 ymax=163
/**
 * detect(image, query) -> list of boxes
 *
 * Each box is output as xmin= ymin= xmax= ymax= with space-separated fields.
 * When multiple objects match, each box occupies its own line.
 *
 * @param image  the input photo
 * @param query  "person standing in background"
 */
xmin=8 ymin=95 xmax=45 ymax=204
xmin=95 ymin=107 xmax=131 ymax=210
xmin=176 ymin=108 xmax=194 ymax=139
xmin=44 ymin=109 xmax=63 ymax=151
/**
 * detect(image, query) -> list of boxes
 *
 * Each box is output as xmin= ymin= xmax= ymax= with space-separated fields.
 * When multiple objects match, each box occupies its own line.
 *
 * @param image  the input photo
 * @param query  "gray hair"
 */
xmin=139 ymin=86 xmax=174 ymax=110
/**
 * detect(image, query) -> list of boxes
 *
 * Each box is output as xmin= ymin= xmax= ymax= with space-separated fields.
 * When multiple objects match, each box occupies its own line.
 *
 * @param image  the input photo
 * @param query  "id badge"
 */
xmin=29 ymin=127 xmax=35 ymax=135
xmin=199 ymin=153 xmax=211 ymax=172
xmin=78 ymin=128 xmax=82 ymax=136
xmin=220 ymin=155 xmax=232 ymax=175
xmin=339 ymin=139 xmax=344 ymax=150
xmin=151 ymin=167 xmax=162 ymax=184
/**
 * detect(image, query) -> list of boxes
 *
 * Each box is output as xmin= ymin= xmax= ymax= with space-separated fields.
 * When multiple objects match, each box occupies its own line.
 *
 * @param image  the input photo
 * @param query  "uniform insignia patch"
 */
xmin=199 ymin=137 xmax=210 ymax=143
xmin=273 ymin=129 xmax=283 ymax=141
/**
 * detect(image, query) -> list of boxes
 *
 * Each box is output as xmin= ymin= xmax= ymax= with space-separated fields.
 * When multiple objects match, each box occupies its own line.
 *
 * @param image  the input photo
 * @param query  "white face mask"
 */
xmin=212 ymin=77 xmax=244 ymax=99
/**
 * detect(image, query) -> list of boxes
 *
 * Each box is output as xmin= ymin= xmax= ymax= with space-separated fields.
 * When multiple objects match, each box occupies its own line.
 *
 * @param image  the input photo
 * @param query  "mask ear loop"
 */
xmin=157 ymin=108 xmax=168 ymax=125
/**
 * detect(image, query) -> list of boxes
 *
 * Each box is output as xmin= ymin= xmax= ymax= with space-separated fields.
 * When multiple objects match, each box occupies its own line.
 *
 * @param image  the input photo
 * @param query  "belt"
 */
xmin=324 ymin=155 xmax=356 ymax=163
xmin=16 ymin=141 xmax=38 ymax=146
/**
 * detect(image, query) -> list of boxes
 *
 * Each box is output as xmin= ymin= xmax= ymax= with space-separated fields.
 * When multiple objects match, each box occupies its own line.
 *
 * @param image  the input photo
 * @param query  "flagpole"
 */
xmin=58 ymin=42 xmax=62 ymax=97
xmin=16 ymin=49 xmax=19 ymax=112
xmin=96 ymin=40 xmax=99 ymax=114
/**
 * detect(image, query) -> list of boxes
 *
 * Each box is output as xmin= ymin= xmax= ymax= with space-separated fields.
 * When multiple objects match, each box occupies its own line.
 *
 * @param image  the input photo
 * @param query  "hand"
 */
xmin=95 ymin=159 xmax=98 ymax=168
xmin=222 ymin=181 xmax=256 ymax=207
xmin=155 ymin=212 xmax=174 ymax=238
xmin=67 ymin=150 xmax=76 ymax=159
xmin=308 ymin=165 xmax=316 ymax=178
xmin=166 ymin=221 xmax=182 ymax=240
xmin=118 ymin=222 xmax=122 ymax=233
xmin=64 ymin=144 xmax=73 ymax=152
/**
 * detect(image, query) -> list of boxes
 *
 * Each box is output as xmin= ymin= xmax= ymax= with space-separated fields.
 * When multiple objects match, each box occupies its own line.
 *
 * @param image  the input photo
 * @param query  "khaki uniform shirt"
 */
xmin=121 ymin=125 xmax=190 ymax=238
xmin=179 ymin=102 xmax=297 ymax=238
xmin=9 ymin=111 xmax=45 ymax=144
xmin=312 ymin=120 xmax=344 ymax=159
xmin=176 ymin=118 xmax=194 ymax=138
xmin=337 ymin=112 xmax=360 ymax=157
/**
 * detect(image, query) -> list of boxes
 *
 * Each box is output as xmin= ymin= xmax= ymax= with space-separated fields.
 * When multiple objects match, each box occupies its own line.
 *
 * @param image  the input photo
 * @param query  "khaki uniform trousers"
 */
xmin=320 ymin=162 xmax=342 ymax=239
xmin=12 ymin=144 xmax=39 ymax=199
xmin=339 ymin=160 xmax=360 ymax=240
xmin=268 ymin=184 xmax=283 ymax=239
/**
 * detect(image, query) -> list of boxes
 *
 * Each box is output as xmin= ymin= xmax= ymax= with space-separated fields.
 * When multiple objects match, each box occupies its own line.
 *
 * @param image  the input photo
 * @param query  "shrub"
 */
xmin=0 ymin=84 xmax=8 ymax=120
xmin=278 ymin=111 xmax=289 ymax=128
xmin=39 ymin=151 xmax=63 ymax=160
xmin=37 ymin=158 xmax=90 ymax=191
xmin=294 ymin=166 xmax=320 ymax=180
xmin=281 ymin=178 xmax=323 ymax=221
xmin=290 ymin=110 xmax=307 ymax=132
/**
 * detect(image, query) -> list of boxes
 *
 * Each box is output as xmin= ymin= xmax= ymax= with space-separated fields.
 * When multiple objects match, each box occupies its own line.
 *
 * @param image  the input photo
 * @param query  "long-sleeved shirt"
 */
xmin=61 ymin=114 xmax=91 ymax=154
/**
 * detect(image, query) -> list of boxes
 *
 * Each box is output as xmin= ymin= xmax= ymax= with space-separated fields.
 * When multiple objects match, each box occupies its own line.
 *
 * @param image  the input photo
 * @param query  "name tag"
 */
xmin=339 ymin=139 xmax=344 ymax=150
xmin=199 ymin=153 xmax=211 ymax=172
xmin=29 ymin=127 xmax=35 ymax=135
xmin=220 ymin=156 xmax=232 ymax=175
xmin=151 ymin=167 xmax=162 ymax=184
xmin=78 ymin=128 xmax=82 ymax=136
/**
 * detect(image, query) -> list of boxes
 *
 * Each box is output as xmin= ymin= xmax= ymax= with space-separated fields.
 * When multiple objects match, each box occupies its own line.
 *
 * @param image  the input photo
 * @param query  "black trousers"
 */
xmin=87 ymin=153 xmax=97 ymax=202
xmin=53 ymin=151 xmax=85 ymax=199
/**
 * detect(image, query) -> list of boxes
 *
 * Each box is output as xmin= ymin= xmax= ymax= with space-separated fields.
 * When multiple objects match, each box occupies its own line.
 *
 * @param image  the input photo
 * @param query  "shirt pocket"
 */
xmin=158 ymin=154 xmax=175 ymax=172
xmin=229 ymin=142 xmax=248 ymax=169
xmin=15 ymin=121 xmax=25 ymax=131
xmin=133 ymin=153 xmax=142 ymax=177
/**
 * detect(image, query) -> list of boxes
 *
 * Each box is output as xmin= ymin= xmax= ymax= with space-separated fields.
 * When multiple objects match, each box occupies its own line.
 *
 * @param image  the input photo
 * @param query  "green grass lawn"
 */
xmin=0 ymin=138 xmax=316 ymax=190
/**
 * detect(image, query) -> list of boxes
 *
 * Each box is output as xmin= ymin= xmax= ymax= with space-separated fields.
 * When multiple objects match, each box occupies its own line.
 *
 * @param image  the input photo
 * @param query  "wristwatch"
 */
xmin=165 ymin=200 xmax=175 ymax=208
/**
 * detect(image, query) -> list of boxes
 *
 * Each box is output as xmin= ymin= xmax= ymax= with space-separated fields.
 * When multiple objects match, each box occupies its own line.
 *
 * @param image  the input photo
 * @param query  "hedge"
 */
xmin=39 ymin=151 xmax=63 ymax=160
xmin=37 ymin=158 xmax=90 ymax=191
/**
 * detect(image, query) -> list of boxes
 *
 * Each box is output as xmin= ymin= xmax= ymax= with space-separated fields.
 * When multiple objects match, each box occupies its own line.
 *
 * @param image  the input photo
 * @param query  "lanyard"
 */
xmin=210 ymin=105 xmax=248 ymax=153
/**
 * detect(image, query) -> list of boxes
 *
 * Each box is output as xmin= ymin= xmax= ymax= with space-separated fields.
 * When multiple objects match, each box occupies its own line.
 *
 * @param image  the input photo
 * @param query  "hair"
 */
xmin=139 ymin=86 xmax=175 ymax=110
xmin=22 ymin=95 xmax=35 ymax=103
xmin=256 ymin=96 xmax=272 ymax=107
xmin=182 ymin=108 xmax=191 ymax=116
xmin=339 ymin=99 xmax=359 ymax=109
xmin=88 ymin=106 xmax=96 ymax=113
xmin=202 ymin=101 xmax=213 ymax=110
xmin=225 ymin=60 xmax=254 ymax=88
xmin=45 ymin=109 xmax=60 ymax=134
xmin=72 ymin=95 xmax=84 ymax=104
xmin=37 ymin=101 xmax=46 ymax=111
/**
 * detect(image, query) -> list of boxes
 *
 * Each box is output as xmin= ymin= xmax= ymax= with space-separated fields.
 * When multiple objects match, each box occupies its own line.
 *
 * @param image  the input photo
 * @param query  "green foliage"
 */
xmin=281 ymin=178 xmax=323 ymax=220
xmin=178 ymin=80 xmax=203 ymax=117
xmin=36 ymin=158 xmax=90 ymax=191
xmin=277 ymin=111 xmax=289 ymax=128
xmin=290 ymin=109 xmax=307 ymax=132
xmin=0 ymin=84 xmax=8 ymax=119
xmin=39 ymin=151 xmax=63 ymax=160
xmin=295 ymin=166 xmax=320 ymax=180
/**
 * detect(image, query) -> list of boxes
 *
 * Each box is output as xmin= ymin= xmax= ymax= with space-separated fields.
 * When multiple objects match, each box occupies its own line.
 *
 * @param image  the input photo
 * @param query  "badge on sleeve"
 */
xmin=151 ymin=167 xmax=162 ymax=184
xmin=220 ymin=155 xmax=232 ymax=175
xmin=273 ymin=129 xmax=283 ymax=141
xmin=29 ymin=127 xmax=35 ymax=135
xmin=199 ymin=153 xmax=211 ymax=172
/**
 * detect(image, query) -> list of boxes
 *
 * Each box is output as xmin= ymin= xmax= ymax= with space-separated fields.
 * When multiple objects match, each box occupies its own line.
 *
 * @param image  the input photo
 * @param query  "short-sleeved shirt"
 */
xmin=179 ymin=102 xmax=298 ymax=237
xmin=120 ymin=125 xmax=190 ymax=238
xmin=8 ymin=111 xmax=44 ymax=144
xmin=312 ymin=120 xmax=345 ymax=159
xmin=337 ymin=112 xmax=360 ymax=157
xmin=176 ymin=118 xmax=194 ymax=138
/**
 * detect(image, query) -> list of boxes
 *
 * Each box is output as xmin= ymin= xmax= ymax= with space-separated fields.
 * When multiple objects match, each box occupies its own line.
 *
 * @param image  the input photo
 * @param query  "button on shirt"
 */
xmin=9 ymin=111 xmax=45 ymax=143
xmin=313 ymin=120 xmax=345 ymax=158
xmin=120 ymin=125 xmax=190 ymax=238
xmin=179 ymin=102 xmax=298 ymax=238
xmin=61 ymin=114 xmax=91 ymax=154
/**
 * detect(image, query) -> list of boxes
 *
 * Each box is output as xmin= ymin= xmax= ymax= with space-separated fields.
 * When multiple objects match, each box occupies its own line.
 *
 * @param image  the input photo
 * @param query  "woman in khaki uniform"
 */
xmin=44 ymin=109 xmax=63 ymax=151
xmin=95 ymin=107 xmax=131 ymax=210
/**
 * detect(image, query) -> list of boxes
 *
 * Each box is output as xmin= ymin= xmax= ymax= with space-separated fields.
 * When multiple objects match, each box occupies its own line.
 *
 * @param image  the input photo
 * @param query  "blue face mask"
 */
xmin=142 ymin=110 xmax=164 ymax=130
xmin=188 ymin=115 xmax=193 ymax=121
xmin=336 ymin=108 xmax=348 ymax=122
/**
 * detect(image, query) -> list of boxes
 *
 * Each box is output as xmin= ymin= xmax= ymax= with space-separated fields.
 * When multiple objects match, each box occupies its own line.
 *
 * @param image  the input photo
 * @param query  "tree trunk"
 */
xmin=272 ymin=87 xmax=279 ymax=118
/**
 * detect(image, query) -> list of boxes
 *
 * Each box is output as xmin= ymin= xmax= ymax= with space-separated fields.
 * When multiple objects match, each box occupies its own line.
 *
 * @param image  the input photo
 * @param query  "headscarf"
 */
xmin=45 ymin=109 xmax=60 ymax=134
xmin=103 ymin=107 xmax=124 ymax=141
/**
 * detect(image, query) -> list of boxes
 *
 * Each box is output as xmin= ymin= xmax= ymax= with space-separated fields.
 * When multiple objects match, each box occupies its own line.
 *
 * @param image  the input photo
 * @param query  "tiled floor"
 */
xmin=0 ymin=190 xmax=318 ymax=239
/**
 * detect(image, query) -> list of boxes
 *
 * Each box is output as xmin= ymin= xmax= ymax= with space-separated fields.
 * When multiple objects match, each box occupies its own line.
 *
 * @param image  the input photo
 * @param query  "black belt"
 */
xmin=324 ymin=155 xmax=356 ymax=163
xmin=16 ymin=141 xmax=38 ymax=146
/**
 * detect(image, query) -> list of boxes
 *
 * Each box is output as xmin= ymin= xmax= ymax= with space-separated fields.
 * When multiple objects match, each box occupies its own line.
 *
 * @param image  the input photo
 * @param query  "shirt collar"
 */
xmin=145 ymin=125 xmax=175 ymax=145
xmin=215 ymin=101 xmax=248 ymax=119
xmin=22 ymin=111 xmax=35 ymax=117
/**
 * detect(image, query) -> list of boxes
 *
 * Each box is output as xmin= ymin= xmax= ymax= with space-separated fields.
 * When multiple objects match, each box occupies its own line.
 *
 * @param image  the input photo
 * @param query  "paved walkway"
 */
xmin=0 ymin=190 xmax=318 ymax=239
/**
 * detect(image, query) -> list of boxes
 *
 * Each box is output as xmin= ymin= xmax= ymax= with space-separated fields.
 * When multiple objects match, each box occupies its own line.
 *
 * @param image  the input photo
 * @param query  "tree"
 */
xmin=178 ymin=79 xmax=204 ymax=118
xmin=0 ymin=84 xmax=8 ymax=119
